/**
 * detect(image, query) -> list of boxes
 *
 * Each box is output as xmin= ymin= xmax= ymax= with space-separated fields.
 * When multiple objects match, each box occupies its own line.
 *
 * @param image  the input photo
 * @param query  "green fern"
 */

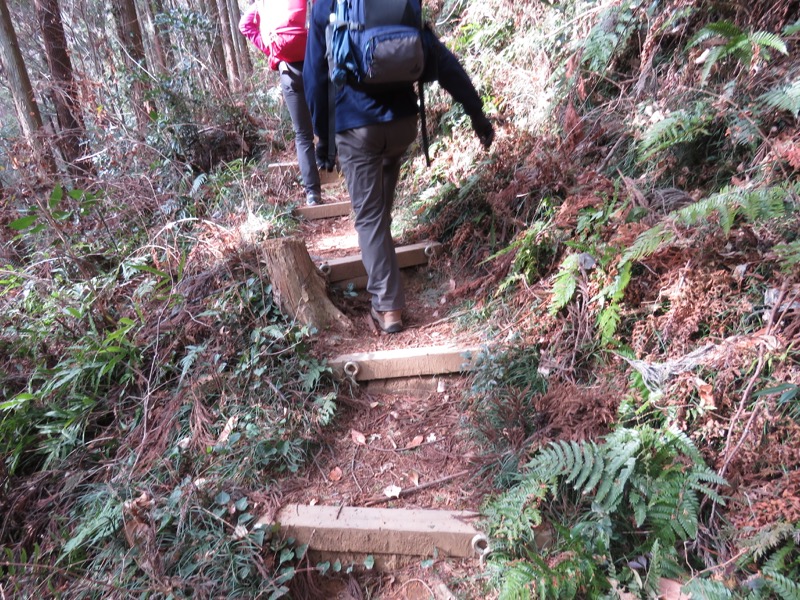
xmin=596 ymin=261 xmax=631 ymax=345
xmin=619 ymin=223 xmax=675 ymax=264
xmin=580 ymin=0 xmax=643 ymax=74
xmin=497 ymin=560 xmax=537 ymax=600
xmin=688 ymin=21 xmax=788 ymax=84
xmin=743 ymin=523 xmax=800 ymax=563
xmin=675 ymin=184 xmax=789 ymax=233
xmin=681 ymin=578 xmax=733 ymax=599
xmin=760 ymin=79 xmax=800 ymax=118
xmin=485 ymin=426 xmax=729 ymax=597
xmin=764 ymin=569 xmax=800 ymax=600
xmin=548 ymin=253 xmax=580 ymax=315
xmin=784 ymin=20 xmax=800 ymax=36
xmin=638 ymin=106 xmax=712 ymax=161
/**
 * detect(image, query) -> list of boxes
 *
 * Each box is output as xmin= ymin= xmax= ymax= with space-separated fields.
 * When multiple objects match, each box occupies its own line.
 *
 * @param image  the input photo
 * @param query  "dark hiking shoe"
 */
xmin=306 ymin=192 xmax=322 ymax=206
xmin=370 ymin=307 xmax=403 ymax=333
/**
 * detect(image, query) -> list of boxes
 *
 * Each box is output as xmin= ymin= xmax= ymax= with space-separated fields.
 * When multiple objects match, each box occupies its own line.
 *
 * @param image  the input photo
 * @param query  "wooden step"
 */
xmin=294 ymin=200 xmax=351 ymax=220
xmin=271 ymin=504 xmax=485 ymax=560
xmin=329 ymin=345 xmax=479 ymax=381
xmin=319 ymin=241 xmax=441 ymax=284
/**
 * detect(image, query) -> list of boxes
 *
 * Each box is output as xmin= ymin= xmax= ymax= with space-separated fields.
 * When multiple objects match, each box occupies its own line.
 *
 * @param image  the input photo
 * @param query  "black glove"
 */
xmin=471 ymin=114 xmax=495 ymax=150
xmin=315 ymin=144 xmax=336 ymax=172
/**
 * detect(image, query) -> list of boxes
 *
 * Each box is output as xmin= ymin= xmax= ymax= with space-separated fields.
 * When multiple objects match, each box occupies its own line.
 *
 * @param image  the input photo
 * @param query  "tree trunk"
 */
xmin=215 ymin=0 xmax=239 ymax=93
xmin=228 ymin=0 xmax=251 ymax=81
xmin=34 ymin=0 xmax=93 ymax=179
xmin=200 ymin=0 xmax=228 ymax=94
xmin=0 ymin=0 xmax=45 ymax=146
xmin=148 ymin=0 xmax=174 ymax=73
xmin=112 ymin=0 xmax=151 ymax=133
xmin=261 ymin=237 xmax=352 ymax=332
xmin=137 ymin=0 xmax=166 ymax=75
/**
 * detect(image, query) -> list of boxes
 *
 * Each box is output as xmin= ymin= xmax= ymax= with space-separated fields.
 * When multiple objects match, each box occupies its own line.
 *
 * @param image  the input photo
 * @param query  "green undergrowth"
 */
xmin=0 ymin=160 xmax=340 ymax=596
xmin=401 ymin=0 xmax=800 ymax=597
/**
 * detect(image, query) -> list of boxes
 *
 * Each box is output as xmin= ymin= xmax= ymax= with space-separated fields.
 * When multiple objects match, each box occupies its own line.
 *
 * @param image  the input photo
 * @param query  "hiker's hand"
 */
xmin=471 ymin=115 xmax=494 ymax=150
xmin=315 ymin=145 xmax=335 ymax=172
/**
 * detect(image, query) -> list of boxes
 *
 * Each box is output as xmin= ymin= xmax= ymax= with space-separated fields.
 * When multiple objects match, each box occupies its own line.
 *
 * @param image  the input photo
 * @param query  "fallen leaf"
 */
xmin=658 ymin=578 xmax=690 ymax=600
xmin=216 ymin=415 xmax=238 ymax=445
xmin=329 ymin=467 xmax=343 ymax=481
xmin=405 ymin=435 xmax=424 ymax=449
xmin=383 ymin=485 xmax=401 ymax=498
xmin=350 ymin=429 xmax=366 ymax=445
xmin=694 ymin=377 xmax=715 ymax=409
xmin=407 ymin=470 xmax=420 ymax=486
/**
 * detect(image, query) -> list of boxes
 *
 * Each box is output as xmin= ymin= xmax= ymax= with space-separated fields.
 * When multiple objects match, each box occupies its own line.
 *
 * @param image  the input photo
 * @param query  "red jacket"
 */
xmin=239 ymin=0 xmax=307 ymax=71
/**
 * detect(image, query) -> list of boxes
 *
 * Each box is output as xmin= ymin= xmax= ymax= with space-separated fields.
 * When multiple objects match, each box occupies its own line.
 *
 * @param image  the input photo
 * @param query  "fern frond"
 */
xmin=763 ymin=569 xmax=800 ymax=600
xmin=620 ymin=223 xmax=675 ymax=264
xmin=597 ymin=262 xmax=632 ymax=345
xmin=638 ymin=108 xmax=710 ymax=161
xmin=687 ymin=20 xmax=742 ymax=48
xmin=574 ymin=441 xmax=598 ymax=490
xmin=744 ymin=523 xmax=800 ymax=562
xmin=548 ymin=254 xmax=580 ymax=315
xmin=760 ymin=79 xmax=800 ymax=118
xmin=580 ymin=0 xmax=643 ymax=74
xmin=784 ymin=20 xmax=800 ymax=36
xmin=773 ymin=241 xmax=800 ymax=275
xmin=748 ymin=31 xmax=788 ymax=55
xmin=674 ymin=184 xmax=789 ymax=233
xmin=597 ymin=304 xmax=622 ymax=346
xmin=681 ymin=578 xmax=733 ymax=599
xmin=498 ymin=561 xmax=537 ymax=600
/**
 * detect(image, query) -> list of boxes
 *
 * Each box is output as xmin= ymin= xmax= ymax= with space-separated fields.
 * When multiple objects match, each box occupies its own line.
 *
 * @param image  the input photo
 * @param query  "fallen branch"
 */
xmin=362 ymin=469 xmax=471 ymax=507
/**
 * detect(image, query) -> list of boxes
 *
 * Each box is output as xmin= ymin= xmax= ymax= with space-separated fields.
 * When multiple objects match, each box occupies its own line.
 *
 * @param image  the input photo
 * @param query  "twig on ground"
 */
xmin=362 ymin=469 xmax=471 ymax=507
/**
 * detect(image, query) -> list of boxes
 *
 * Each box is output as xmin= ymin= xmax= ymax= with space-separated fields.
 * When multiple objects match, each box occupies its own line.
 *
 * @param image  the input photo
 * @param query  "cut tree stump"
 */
xmin=261 ymin=236 xmax=351 ymax=331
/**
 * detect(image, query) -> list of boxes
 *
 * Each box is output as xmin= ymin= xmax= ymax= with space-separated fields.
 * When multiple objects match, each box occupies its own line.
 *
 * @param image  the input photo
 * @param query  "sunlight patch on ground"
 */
xmin=314 ymin=231 xmax=360 ymax=252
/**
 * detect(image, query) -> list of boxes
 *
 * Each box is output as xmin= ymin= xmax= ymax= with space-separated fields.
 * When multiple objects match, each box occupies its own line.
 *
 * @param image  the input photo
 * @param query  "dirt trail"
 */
xmin=280 ymin=177 xmax=491 ymax=598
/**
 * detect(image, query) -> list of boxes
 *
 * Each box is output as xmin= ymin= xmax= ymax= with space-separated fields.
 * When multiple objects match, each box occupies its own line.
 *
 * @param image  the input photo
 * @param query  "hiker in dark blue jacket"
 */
xmin=303 ymin=1 xmax=494 ymax=333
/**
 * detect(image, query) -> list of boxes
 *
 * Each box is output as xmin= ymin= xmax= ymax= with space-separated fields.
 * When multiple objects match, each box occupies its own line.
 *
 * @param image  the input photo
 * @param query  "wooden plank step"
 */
xmin=329 ymin=345 xmax=479 ymax=381
xmin=272 ymin=504 xmax=485 ymax=560
xmin=294 ymin=200 xmax=351 ymax=220
xmin=319 ymin=241 xmax=441 ymax=283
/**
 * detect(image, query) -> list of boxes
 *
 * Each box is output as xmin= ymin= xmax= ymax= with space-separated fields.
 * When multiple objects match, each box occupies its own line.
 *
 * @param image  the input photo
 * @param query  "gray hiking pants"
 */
xmin=336 ymin=116 xmax=418 ymax=312
xmin=279 ymin=61 xmax=321 ymax=198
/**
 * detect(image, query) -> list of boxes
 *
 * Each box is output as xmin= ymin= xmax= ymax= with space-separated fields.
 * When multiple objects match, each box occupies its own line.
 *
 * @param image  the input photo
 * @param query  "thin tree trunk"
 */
xmin=215 ymin=0 xmax=240 ymax=93
xmin=0 ymin=0 xmax=45 ymax=145
xmin=200 ymin=0 xmax=228 ymax=94
xmin=148 ymin=0 xmax=174 ymax=72
xmin=136 ymin=0 xmax=166 ymax=75
xmin=112 ymin=0 xmax=151 ymax=133
xmin=34 ymin=0 xmax=93 ymax=179
xmin=228 ymin=0 xmax=251 ymax=81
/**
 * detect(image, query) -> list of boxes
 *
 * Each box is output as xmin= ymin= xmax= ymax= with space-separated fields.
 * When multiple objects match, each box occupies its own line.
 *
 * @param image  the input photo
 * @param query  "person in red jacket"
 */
xmin=239 ymin=0 xmax=322 ymax=205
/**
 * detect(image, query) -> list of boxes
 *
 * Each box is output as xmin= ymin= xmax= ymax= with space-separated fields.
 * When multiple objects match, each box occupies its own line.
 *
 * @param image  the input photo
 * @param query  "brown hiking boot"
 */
xmin=370 ymin=307 xmax=403 ymax=333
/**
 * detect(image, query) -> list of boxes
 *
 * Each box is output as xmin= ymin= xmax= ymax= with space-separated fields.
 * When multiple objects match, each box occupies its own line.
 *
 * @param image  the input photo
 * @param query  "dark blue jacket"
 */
xmin=303 ymin=0 xmax=487 ymax=151
xmin=303 ymin=0 xmax=417 ymax=148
